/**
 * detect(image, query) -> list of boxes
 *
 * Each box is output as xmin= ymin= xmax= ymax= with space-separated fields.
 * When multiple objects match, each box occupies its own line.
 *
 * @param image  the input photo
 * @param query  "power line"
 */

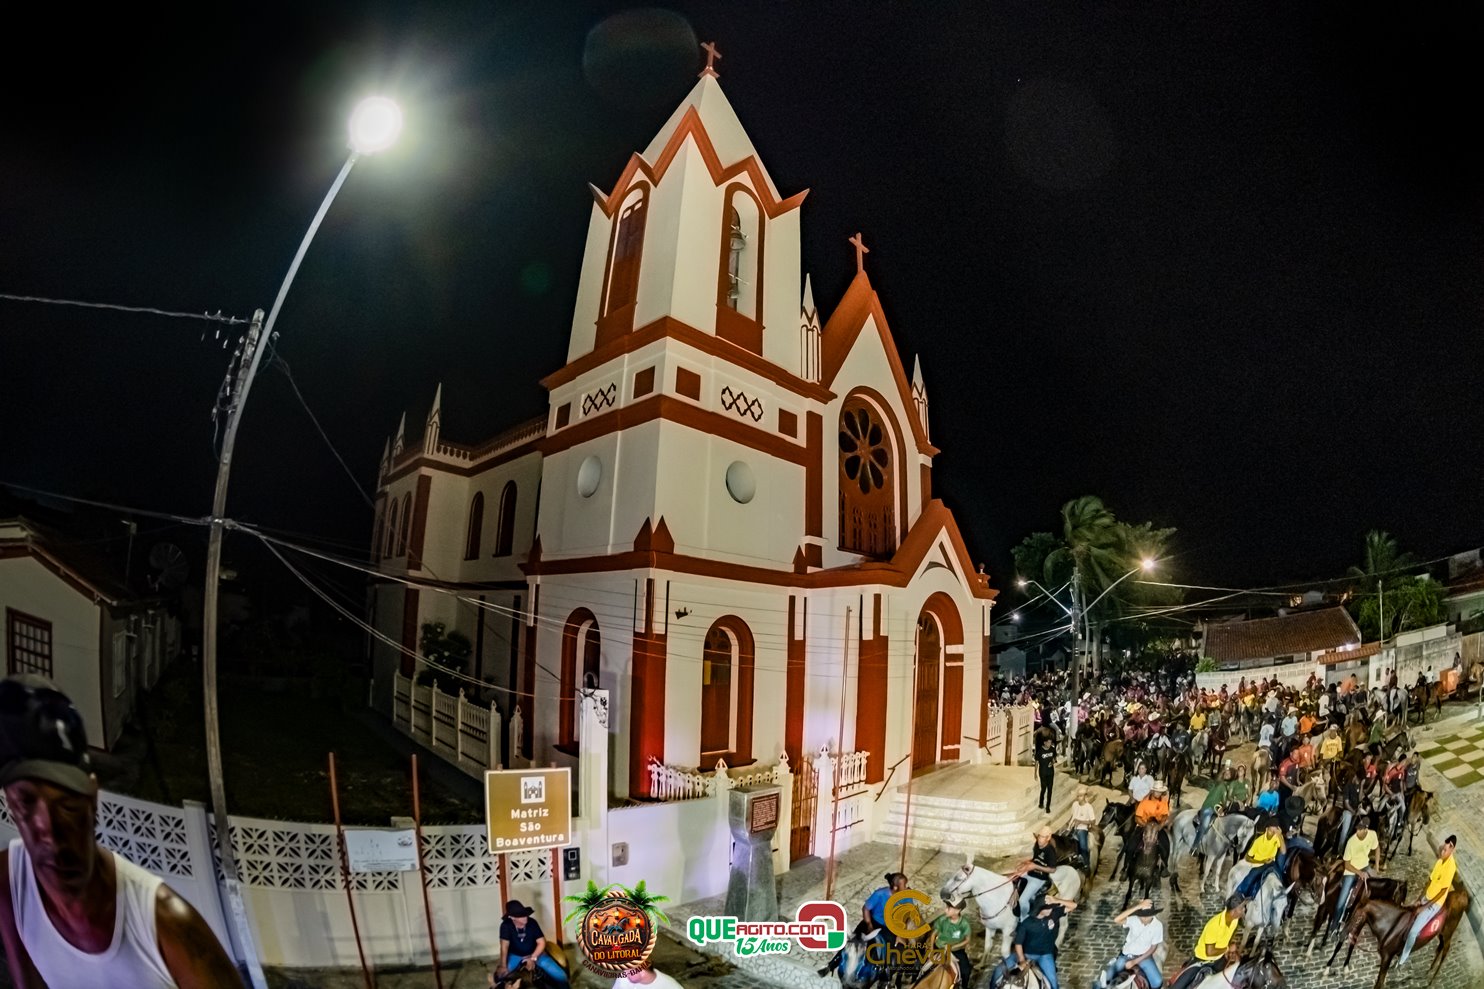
xmin=0 ymin=292 xmax=250 ymax=325
xmin=270 ymin=356 xmax=375 ymax=508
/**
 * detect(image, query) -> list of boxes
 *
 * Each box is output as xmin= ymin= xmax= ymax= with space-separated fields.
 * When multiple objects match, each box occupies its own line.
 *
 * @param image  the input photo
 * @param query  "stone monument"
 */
xmin=724 ymin=784 xmax=781 ymax=921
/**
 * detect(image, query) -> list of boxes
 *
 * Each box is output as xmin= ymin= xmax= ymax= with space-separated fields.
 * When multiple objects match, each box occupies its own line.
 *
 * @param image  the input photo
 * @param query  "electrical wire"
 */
xmin=270 ymin=356 xmax=375 ymax=509
xmin=0 ymin=482 xmax=209 ymax=528
xmin=0 ymin=292 xmax=250 ymax=325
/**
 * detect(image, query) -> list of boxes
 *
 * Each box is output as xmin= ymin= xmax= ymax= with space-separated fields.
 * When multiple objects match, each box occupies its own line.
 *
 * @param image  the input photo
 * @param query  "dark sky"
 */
xmin=3 ymin=2 xmax=1483 ymax=594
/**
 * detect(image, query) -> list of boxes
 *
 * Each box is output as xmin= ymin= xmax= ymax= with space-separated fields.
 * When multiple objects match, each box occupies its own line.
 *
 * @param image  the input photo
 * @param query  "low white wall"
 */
xmin=1196 ymin=662 xmax=1318 ymax=692
xmin=607 ymin=798 xmax=732 ymax=905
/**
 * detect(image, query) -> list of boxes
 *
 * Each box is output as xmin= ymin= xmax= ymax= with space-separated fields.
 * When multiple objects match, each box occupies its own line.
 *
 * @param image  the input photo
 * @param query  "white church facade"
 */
xmin=367 ymin=64 xmax=999 ymax=804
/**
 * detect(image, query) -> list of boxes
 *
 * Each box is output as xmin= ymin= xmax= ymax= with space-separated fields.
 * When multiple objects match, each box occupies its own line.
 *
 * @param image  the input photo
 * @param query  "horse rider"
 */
xmin=1398 ymin=835 xmax=1458 ymax=968
xmin=817 ymin=872 xmax=917 ymax=978
xmin=1193 ymin=768 xmax=1231 ymax=849
xmin=1257 ymin=716 xmax=1276 ymax=752
xmin=1135 ymin=780 xmax=1171 ymax=829
xmin=1167 ymin=895 xmax=1246 ymax=989
xmin=1095 ymin=899 xmax=1163 ymax=989
xmin=931 ymin=896 xmax=973 ymax=989
xmin=1235 ymin=823 xmax=1286 ymax=899
xmin=1319 ymin=725 xmax=1343 ymax=767
xmin=1253 ymin=779 xmax=1281 ymax=817
xmin=987 ymin=893 xmax=1076 ymax=989
xmin=1128 ymin=762 xmax=1155 ymax=804
xmin=1281 ymin=706 xmax=1299 ymax=741
xmin=1337 ymin=772 xmax=1362 ymax=852
xmin=1327 ymin=815 xmax=1379 ymax=938
xmin=1015 ymin=826 xmax=1062 ymax=919
xmin=1068 ymin=786 xmax=1097 ymax=865
xmin=1227 ymin=765 xmax=1252 ymax=809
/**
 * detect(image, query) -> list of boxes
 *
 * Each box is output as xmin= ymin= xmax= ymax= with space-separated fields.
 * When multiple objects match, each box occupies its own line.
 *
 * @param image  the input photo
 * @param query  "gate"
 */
xmin=790 ymin=759 xmax=819 ymax=861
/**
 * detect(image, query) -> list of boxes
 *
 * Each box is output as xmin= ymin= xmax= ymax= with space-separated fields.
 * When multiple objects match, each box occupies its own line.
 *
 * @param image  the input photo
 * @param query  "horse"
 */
xmin=1326 ymin=887 xmax=1471 ymax=989
xmin=1408 ymin=682 xmax=1442 ymax=724
xmin=1190 ymin=728 xmax=1208 ymax=771
xmin=501 ymin=941 xmax=571 ymax=988
xmin=1239 ymin=870 xmax=1292 ymax=952
xmin=903 ymin=952 xmax=957 ymax=989
xmin=1166 ymin=747 xmax=1193 ymax=808
xmin=1046 ymin=864 xmax=1083 ymax=948
xmin=1343 ymin=719 xmax=1369 ymax=754
xmin=1170 ymin=807 xmax=1200 ymax=863
xmin=1123 ymin=821 xmax=1175 ymax=909
xmin=1095 ymin=738 xmax=1127 ymax=787
xmin=1398 ymin=788 xmax=1438 ymax=858
xmin=1197 ymin=814 xmax=1255 ymax=893
xmin=826 ymin=925 xmax=886 ymax=988
xmin=1098 ymin=800 xmax=1135 ymax=876
xmin=1312 ymin=802 xmax=1344 ymax=861
xmin=1190 ymin=951 xmax=1286 ymax=989
xmin=1204 ymin=725 xmax=1230 ymax=777
xmin=1251 ymin=748 xmax=1273 ymax=795
xmin=1306 ymin=868 xmax=1408 ymax=951
xmin=939 ymin=860 xmax=1018 ymax=960
xmin=1281 ymin=847 xmax=1321 ymax=921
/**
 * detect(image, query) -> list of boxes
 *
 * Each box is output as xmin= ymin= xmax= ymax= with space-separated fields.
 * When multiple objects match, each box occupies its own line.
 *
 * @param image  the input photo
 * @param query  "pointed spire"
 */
xmin=392 ymin=413 xmax=407 ymax=457
xmin=911 ymin=356 xmax=930 ymax=442
xmin=800 ymin=274 xmax=822 ymax=384
xmin=423 ymin=383 xmax=443 ymax=453
xmin=378 ymin=438 xmax=391 ymax=478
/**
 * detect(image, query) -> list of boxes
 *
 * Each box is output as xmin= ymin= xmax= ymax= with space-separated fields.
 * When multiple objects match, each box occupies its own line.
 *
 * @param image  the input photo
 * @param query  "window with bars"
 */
xmin=6 ymin=609 xmax=53 ymax=678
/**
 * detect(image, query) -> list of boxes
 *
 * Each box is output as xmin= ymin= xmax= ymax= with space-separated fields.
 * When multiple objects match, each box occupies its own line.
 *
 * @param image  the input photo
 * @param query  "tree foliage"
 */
xmin=1346 ymin=530 xmax=1437 ymax=641
xmin=418 ymin=621 xmax=472 ymax=685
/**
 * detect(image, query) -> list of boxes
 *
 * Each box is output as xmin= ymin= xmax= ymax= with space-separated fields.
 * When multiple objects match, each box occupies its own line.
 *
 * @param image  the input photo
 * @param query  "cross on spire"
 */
xmin=700 ymin=42 xmax=722 ymax=79
xmin=849 ymin=232 xmax=869 ymax=274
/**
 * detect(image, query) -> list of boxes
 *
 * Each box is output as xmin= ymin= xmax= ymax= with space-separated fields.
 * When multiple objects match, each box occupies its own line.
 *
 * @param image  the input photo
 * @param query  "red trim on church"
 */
xmin=407 ymin=474 xmax=432 ymax=571
xmin=521 ymin=584 xmax=539 ymax=757
xmin=855 ymin=595 xmax=888 ymax=783
xmin=590 ymin=105 xmax=809 ymax=222
xmin=819 ymin=271 xmax=939 ymax=457
xmin=922 ymin=592 xmax=964 ymax=758
xmin=785 ymin=596 xmax=806 ymax=765
xmin=630 ymin=577 xmax=668 ymax=798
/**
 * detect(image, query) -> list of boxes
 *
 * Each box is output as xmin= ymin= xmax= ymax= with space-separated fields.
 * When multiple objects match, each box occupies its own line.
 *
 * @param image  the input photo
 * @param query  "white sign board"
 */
xmin=343 ymin=828 xmax=419 ymax=873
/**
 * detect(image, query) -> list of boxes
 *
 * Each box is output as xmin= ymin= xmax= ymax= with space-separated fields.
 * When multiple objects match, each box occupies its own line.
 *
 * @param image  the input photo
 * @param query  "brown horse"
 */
xmin=1306 ymin=863 xmax=1408 ymax=950
xmin=1325 ymin=888 xmax=1470 ymax=989
xmin=1095 ymin=738 xmax=1126 ymax=787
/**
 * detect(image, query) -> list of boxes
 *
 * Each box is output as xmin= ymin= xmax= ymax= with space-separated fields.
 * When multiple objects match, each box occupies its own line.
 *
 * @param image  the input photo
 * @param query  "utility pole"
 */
xmin=1069 ymin=566 xmax=1083 ymax=698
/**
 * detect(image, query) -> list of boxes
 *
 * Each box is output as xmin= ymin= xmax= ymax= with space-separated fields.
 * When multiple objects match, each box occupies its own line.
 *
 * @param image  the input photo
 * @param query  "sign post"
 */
xmin=486 ymin=768 xmax=573 ymax=943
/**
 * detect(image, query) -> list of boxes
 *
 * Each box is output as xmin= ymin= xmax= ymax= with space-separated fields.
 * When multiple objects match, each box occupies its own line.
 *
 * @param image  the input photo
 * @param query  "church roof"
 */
xmin=591 ymin=75 xmax=806 ymax=219
xmin=642 ymin=75 xmax=780 ymax=199
xmin=820 ymin=270 xmax=938 ymax=456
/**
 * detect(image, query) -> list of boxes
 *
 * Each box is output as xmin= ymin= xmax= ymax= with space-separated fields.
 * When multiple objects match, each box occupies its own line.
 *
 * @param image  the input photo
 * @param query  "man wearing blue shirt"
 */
xmin=819 ymin=872 xmax=914 ymax=978
xmin=1255 ymin=782 xmax=1280 ymax=815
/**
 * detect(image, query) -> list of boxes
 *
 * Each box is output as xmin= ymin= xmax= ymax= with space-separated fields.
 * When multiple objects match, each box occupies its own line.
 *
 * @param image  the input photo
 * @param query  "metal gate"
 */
xmin=790 ymin=760 xmax=818 ymax=862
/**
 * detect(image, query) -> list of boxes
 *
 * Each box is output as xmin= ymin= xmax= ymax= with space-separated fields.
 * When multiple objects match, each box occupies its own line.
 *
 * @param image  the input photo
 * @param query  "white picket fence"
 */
xmin=391 ymin=671 xmax=529 ymax=779
xmin=982 ymin=703 xmax=1036 ymax=765
xmin=646 ymin=753 xmax=792 ymax=802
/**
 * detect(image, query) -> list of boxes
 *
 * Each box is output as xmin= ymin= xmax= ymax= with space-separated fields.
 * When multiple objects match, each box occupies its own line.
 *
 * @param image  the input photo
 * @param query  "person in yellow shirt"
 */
xmin=1319 ymin=726 xmax=1343 ymax=764
xmin=1168 ymin=895 xmax=1246 ymax=989
xmin=1188 ymin=708 xmax=1207 ymax=732
xmin=1398 ymin=835 xmax=1457 ymax=966
xmin=1235 ymin=824 xmax=1285 ymax=898
xmin=1135 ymin=780 xmax=1171 ymax=827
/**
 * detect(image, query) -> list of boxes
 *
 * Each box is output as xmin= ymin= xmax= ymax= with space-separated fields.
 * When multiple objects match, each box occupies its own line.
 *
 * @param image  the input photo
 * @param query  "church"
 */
xmin=367 ymin=53 xmax=999 ymax=801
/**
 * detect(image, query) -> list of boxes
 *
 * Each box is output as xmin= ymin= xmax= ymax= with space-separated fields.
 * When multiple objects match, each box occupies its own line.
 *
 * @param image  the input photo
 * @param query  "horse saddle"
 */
xmin=1420 ymin=909 xmax=1446 ymax=943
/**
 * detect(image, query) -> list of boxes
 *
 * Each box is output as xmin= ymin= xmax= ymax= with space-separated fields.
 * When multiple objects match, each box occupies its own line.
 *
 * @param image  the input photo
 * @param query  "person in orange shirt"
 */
xmin=1135 ymin=780 xmax=1171 ymax=827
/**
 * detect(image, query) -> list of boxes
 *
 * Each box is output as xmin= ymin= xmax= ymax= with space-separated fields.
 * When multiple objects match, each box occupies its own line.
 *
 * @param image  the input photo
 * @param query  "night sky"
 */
xmin=3 ymin=3 xmax=1483 ymax=595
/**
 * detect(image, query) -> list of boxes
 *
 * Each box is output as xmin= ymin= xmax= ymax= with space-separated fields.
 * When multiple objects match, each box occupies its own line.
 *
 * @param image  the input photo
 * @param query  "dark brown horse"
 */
xmin=1325 ymin=888 xmax=1469 ymax=989
xmin=1095 ymin=738 xmax=1126 ymax=787
xmin=1306 ymin=862 xmax=1408 ymax=950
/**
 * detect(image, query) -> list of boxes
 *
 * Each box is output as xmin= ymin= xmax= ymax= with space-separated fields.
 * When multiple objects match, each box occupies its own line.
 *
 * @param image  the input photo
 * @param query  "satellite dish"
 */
xmin=147 ymin=542 xmax=189 ymax=590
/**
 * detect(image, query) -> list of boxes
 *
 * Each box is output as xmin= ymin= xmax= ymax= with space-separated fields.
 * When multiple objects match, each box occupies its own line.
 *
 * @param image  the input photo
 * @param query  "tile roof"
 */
xmin=1315 ymin=641 xmax=1383 ymax=666
xmin=1203 ymin=607 xmax=1362 ymax=663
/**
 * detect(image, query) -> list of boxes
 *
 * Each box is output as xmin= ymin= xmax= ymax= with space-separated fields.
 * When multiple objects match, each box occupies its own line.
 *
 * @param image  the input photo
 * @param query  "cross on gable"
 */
xmin=849 ymin=232 xmax=869 ymax=273
xmin=700 ymin=42 xmax=722 ymax=79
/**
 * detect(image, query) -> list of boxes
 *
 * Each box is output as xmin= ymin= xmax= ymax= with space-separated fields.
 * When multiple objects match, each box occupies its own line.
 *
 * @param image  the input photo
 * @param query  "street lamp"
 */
xmin=202 ymin=96 xmax=401 ymax=984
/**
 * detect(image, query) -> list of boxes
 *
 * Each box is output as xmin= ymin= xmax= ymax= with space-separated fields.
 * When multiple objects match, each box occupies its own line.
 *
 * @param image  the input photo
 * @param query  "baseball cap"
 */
xmin=0 ymin=676 xmax=94 ymax=796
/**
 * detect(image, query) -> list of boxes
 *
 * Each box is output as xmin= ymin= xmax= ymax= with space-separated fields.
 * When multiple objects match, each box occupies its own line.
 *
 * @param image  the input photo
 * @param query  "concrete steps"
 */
xmin=876 ymin=765 xmax=1079 ymax=857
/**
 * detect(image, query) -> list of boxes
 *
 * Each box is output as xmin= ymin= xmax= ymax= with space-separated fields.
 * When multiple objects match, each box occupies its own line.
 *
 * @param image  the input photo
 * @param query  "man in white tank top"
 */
xmin=0 ymin=675 xmax=244 ymax=988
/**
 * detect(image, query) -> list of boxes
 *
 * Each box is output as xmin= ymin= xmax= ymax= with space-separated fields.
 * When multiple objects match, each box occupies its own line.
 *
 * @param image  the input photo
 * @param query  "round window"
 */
xmin=576 ymin=456 xmax=602 ymax=498
xmin=725 ymin=461 xmax=755 ymax=504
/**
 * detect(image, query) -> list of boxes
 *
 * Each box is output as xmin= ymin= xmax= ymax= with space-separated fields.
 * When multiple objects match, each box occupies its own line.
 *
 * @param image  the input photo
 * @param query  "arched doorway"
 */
xmin=700 ymin=616 xmax=755 ymax=766
xmin=911 ymin=614 xmax=943 ymax=774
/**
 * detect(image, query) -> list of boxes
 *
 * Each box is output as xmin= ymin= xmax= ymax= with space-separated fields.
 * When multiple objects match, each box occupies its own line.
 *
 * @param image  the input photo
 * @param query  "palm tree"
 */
xmin=1348 ymin=530 xmax=1414 ymax=586
xmin=1347 ymin=530 xmax=1419 ymax=641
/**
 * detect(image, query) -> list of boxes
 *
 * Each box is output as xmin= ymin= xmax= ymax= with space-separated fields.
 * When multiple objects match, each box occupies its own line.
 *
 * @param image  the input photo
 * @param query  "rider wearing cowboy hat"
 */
xmin=1135 ymin=780 xmax=1171 ymax=828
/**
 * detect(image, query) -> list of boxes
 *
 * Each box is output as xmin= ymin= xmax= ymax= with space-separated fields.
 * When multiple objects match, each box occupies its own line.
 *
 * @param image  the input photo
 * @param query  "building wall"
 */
xmin=0 ymin=556 xmax=104 ymax=747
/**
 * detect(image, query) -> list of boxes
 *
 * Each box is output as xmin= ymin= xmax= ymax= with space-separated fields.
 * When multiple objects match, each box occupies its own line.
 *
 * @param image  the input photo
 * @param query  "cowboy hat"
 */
xmin=1151 ymin=780 xmax=1167 ymax=793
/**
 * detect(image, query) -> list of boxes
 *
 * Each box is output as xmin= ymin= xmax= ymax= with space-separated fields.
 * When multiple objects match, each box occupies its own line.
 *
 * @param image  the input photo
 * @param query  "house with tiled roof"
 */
xmin=1196 ymin=606 xmax=1362 ymax=690
xmin=0 ymin=516 xmax=181 ymax=749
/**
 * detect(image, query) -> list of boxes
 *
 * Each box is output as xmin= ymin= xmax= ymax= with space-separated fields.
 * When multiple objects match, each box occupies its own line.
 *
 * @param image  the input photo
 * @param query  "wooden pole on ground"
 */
xmin=328 ymin=753 xmax=374 ymax=989
xmin=825 ymin=606 xmax=853 ymax=902
xmin=550 ymin=848 xmax=564 ymax=945
xmin=410 ymin=755 xmax=443 ymax=989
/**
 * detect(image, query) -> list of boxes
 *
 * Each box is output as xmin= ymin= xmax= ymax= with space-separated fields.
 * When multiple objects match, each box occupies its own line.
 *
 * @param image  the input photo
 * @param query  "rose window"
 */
xmin=840 ymin=406 xmax=890 ymax=494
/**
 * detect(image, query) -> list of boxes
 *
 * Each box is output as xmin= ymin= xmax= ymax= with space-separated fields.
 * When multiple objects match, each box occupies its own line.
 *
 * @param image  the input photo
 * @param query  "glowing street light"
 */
xmin=201 ymin=96 xmax=401 ymax=985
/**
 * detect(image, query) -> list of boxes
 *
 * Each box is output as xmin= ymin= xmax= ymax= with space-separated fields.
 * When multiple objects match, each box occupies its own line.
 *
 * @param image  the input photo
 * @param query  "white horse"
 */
xmin=940 ymin=859 xmax=1019 ymax=959
xmin=1238 ymin=871 xmax=1291 ymax=952
xmin=1201 ymin=815 xmax=1255 ymax=893
xmin=1171 ymin=808 xmax=1200 ymax=862
xmin=1046 ymin=864 xmax=1083 ymax=948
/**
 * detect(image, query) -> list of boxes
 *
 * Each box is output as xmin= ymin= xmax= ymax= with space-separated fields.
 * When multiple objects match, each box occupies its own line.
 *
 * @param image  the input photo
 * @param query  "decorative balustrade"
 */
xmin=390 ymin=671 xmax=505 ymax=780
xmin=645 ymin=752 xmax=804 ymax=803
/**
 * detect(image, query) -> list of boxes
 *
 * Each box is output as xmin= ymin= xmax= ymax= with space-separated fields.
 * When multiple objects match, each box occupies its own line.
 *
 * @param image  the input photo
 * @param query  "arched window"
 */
xmin=715 ymin=185 xmax=764 ymax=353
xmin=374 ymin=500 xmax=388 ymax=560
xmin=838 ymin=395 xmax=898 ymax=557
xmin=464 ymin=492 xmax=484 ymax=560
xmin=397 ymin=492 xmax=412 ymax=556
xmin=558 ymin=610 xmax=600 ymax=750
xmin=599 ymin=186 xmax=648 ymax=344
xmin=383 ymin=498 xmax=399 ymax=559
xmin=494 ymin=481 xmax=517 ymax=557
xmin=699 ymin=616 xmax=755 ymax=765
